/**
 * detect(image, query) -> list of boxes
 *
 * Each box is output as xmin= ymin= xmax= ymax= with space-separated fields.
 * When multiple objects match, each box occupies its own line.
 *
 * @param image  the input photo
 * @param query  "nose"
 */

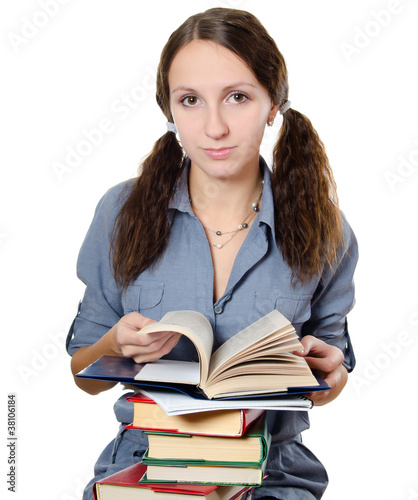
xmin=204 ymin=106 xmax=229 ymax=140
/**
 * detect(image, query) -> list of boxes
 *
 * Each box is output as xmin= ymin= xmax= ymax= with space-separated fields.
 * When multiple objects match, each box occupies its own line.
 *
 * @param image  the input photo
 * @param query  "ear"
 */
xmin=269 ymin=103 xmax=280 ymax=119
xmin=267 ymin=103 xmax=281 ymax=126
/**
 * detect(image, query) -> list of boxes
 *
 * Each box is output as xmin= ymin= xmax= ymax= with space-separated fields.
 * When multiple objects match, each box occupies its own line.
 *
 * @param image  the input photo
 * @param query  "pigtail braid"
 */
xmin=272 ymin=108 xmax=342 ymax=282
xmin=111 ymin=132 xmax=185 ymax=290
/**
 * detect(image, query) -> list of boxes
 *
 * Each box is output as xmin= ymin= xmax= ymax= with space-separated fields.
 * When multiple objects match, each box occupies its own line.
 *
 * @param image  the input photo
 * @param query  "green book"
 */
xmin=138 ymin=458 xmax=267 ymax=486
xmin=142 ymin=415 xmax=270 ymax=466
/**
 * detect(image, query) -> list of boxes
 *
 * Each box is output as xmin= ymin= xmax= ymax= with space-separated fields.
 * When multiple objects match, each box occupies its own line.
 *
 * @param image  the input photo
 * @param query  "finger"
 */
xmin=305 ymin=356 xmax=344 ymax=378
xmin=294 ymin=335 xmax=335 ymax=357
xmin=294 ymin=336 xmax=344 ymax=372
xmin=303 ymin=348 xmax=344 ymax=373
xmin=133 ymin=332 xmax=181 ymax=364
xmin=131 ymin=330 xmax=181 ymax=347
xmin=118 ymin=326 xmax=173 ymax=347
xmin=309 ymin=390 xmax=331 ymax=405
xmin=298 ymin=389 xmax=330 ymax=405
xmin=123 ymin=312 xmax=156 ymax=331
xmin=307 ymin=364 xmax=347 ymax=404
xmin=293 ymin=335 xmax=316 ymax=356
xmin=324 ymin=367 xmax=343 ymax=390
xmin=310 ymin=365 xmax=343 ymax=392
xmin=325 ymin=364 xmax=347 ymax=394
xmin=121 ymin=331 xmax=179 ymax=356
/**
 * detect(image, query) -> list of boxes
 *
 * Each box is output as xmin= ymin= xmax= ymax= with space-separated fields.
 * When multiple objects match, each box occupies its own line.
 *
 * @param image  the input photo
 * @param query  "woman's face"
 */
xmin=169 ymin=40 xmax=279 ymax=182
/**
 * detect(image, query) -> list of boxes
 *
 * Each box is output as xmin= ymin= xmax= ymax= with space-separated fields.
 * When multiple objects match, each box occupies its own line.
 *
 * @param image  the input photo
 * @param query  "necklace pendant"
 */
xmin=201 ymin=181 xmax=263 ymax=249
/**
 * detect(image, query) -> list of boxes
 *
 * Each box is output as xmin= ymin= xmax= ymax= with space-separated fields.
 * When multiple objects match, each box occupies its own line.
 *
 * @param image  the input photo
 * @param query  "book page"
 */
xmin=209 ymin=335 xmax=302 ymax=380
xmin=136 ymin=310 xmax=214 ymax=384
xmin=134 ymin=359 xmax=200 ymax=384
xmin=208 ymin=310 xmax=296 ymax=379
xmin=138 ymin=388 xmax=312 ymax=415
xmin=206 ymin=372 xmax=318 ymax=399
xmin=208 ymin=357 xmax=312 ymax=383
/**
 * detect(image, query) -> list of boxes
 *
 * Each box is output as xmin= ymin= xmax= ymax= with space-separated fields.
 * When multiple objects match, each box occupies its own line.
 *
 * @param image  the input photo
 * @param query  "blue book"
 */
xmin=76 ymin=310 xmax=330 ymax=401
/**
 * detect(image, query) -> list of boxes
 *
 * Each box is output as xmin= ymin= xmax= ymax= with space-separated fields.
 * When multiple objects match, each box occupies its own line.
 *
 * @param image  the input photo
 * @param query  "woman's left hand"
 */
xmin=294 ymin=335 xmax=348 ymax=406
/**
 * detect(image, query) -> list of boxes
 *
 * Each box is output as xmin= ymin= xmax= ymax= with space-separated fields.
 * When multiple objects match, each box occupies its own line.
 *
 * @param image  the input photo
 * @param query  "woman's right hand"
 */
xmin=71 ymin=312 xmax=181 ymax=395
xmin=111 ymin=312 xmax=181 ymax=364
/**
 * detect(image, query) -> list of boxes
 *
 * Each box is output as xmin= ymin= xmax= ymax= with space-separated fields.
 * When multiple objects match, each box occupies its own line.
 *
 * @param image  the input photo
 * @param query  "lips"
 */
xmin=202 ymin=147 xmax=235 ymax=160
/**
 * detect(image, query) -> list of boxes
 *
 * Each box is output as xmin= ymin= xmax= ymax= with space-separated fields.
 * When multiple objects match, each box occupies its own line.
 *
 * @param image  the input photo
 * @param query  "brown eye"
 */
xmin=227 ymin=92 xmax=248 ymax=104
xmin=181 ymin=95 xmax=200 ymax=106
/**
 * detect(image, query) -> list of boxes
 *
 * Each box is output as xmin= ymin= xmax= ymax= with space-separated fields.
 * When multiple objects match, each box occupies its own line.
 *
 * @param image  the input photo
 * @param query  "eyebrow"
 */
xmin=171 ymin=81 xmax=257 ymax=94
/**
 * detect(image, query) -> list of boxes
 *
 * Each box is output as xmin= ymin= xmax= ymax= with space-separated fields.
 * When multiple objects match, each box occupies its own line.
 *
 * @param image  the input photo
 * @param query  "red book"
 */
xmin=93 ymin=462 xmax=251 ymax=500
xmin=125 ymin=393 xmax=265 ymax=437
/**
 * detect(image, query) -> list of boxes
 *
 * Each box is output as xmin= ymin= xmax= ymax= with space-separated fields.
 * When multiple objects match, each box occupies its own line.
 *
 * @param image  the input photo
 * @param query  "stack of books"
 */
xmin=78 ymin=310 xmax=325 ymax=499
xmin=129 ymin=393 xmax=269 ymax=485
xmin=93 ymin=393 xmax=269 ymax=499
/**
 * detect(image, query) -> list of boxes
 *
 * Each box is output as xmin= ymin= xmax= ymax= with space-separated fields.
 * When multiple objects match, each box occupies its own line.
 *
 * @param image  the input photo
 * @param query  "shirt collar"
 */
xmin=258 ymin=156 xmax=275 ymax=233
xmin=169 ymin=157 xmax=193 ymax=215
xmin=169 ymin=156 xmax=276 ymax=233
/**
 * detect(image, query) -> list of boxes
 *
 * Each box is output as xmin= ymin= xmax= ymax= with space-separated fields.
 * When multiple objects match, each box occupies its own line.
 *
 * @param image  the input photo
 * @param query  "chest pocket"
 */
xmin=121 ymin=281 xmax=165 ymax=320
xmin=254 ymin=291 xmax=312 ymax=337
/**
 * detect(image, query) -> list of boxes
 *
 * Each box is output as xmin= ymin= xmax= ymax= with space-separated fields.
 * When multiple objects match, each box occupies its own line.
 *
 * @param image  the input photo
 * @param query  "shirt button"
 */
xmin=214 ymin=306 xmax=223 ymax=314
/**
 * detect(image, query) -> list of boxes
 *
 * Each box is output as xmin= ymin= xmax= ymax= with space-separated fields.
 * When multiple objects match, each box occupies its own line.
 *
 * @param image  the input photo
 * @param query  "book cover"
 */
xmin=77 ymin=310 xmax=324 ymax=399
xmin=143 ymin=415 xmax=270 ymax=465
xmin=125 ymin=393 xmax=265 ymax=437
xmin=93 ymin=462 xmax=251 ymax=500
xmin=140 ymin=458 xmax=268 ymax=486
xmin=76 ymin=355 xmax=329 ymax=400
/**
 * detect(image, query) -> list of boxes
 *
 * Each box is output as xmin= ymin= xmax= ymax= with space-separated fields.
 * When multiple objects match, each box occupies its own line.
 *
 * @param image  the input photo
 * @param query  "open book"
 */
xmin=77 ymin=309 xmax=321 ymax=399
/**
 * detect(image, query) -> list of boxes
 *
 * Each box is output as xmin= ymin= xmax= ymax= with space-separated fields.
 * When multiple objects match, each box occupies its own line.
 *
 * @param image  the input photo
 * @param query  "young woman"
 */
xmin=67 ymin=7 xmax=358 ymax=500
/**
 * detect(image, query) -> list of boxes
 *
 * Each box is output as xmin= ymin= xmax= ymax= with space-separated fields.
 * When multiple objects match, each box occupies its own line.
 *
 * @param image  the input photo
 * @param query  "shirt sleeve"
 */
xmin=66 ymin=180 xmax=133 ymax=356
xmin=301 ymin=213 xmax=359 ymax=372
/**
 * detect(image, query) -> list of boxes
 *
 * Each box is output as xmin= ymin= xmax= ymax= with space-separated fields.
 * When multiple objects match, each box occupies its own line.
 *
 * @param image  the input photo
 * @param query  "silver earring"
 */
xmin=267 ymin=116 xmax=275 ymax=127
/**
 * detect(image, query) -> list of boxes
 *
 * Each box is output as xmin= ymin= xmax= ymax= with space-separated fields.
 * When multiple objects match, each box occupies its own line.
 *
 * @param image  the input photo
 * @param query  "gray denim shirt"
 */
xmin=67 ymin=157 xmax=358 ymax=499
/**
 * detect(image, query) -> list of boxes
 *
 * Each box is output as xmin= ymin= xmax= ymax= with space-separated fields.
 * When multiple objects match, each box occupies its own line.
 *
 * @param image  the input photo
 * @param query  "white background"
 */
xmin=1 ymin=1 xmax=418 ymax=499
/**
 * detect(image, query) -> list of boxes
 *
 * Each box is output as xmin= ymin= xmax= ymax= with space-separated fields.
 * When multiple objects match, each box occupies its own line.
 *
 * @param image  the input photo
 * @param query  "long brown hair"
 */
xmin=112 ymin=7 xmax=342 ymax=290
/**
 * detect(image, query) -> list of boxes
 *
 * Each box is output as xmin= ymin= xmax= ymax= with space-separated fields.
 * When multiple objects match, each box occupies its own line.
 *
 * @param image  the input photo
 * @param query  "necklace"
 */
xmin=190 ymin=181 xmax=264 ymax=249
